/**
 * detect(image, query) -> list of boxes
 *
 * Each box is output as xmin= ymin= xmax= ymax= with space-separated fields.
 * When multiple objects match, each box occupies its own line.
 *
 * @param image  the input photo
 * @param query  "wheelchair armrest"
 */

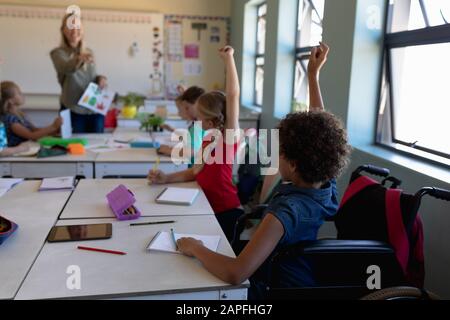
xmin=272 ymin=240 xmax=393 ymax=262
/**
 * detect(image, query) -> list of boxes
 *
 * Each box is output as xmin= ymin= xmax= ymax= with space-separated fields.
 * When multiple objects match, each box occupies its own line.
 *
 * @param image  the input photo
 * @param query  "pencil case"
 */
xmin=106 ymin=185 xmax=141 ymax=221
xmin=39 ymin=137 xmax=88 ymax=148
xmin=0 ymin=216 xmax=18 ymax=245
xmin=130 ymin=141 xmax=160 ymax=149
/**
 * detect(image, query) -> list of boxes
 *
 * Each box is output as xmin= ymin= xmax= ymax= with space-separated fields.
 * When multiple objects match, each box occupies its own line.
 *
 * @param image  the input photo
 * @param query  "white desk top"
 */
xmin=15 ymin=216 xmax=248 ymax=300
xmin=0 ymin=134 xmax=112 ymax=163
xmin=59 ymin=179 xmax=214 ymax=220
xmin=0 ymin=181 xmax=72 ymax=300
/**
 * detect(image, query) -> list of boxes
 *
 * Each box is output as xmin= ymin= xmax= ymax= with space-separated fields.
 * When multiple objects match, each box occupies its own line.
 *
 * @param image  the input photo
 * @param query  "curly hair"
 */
xmin=278 ymin=111 xmax=351 ymax=184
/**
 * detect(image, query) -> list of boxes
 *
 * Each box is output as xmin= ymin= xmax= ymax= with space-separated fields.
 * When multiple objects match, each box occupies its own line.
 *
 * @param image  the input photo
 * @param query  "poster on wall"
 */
xmin=183 ymin=60 xmax=202 ymax=76
xmin=167 ymin=20 xmax=183 ymax=62
xmin=184 ymin=44 xmax=200 ymax=59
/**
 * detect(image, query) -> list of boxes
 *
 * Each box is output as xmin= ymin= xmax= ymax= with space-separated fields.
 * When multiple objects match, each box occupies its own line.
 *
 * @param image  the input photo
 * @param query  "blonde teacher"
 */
xmin=50 ymin=13 xmax=104 ymax=133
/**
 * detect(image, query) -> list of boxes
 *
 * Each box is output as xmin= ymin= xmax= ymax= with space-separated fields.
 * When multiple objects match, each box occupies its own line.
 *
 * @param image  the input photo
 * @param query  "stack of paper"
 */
xmin=0 ymin=178 xmax=24 ymax=198
xmin=39 ymin=176 xmax=75 ymax=191
xmin=147 ymin=231 xmax=220 ymax=254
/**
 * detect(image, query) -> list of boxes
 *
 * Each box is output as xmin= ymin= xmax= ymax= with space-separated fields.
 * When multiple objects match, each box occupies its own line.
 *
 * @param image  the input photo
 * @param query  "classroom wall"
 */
xmin=231 ymin=0 xmax=450 ymax=298
xmin=0 ymin=0 xmax=231 ymax=16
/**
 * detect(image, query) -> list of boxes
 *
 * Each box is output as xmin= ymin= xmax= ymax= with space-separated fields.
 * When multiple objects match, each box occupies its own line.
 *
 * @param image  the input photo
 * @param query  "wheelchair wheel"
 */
xmin=360 ymin=287 xmax=439 ymax=300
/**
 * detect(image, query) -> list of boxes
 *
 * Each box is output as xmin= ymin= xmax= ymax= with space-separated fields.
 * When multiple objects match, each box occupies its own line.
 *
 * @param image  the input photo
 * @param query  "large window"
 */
xmin=254 ymin=3 xmax=267 ymax=107
xmin=377 ymin=0 xmax=450 ymax=162
xmin=293 ymin=0 xmax=325 ymax=112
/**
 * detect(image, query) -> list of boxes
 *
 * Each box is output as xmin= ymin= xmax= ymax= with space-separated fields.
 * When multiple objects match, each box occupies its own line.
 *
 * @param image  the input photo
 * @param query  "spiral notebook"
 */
xmin=155 ymin=187 xmax=200 ymax=206
xmin=147 ymin=231 xmax=220 ymax=254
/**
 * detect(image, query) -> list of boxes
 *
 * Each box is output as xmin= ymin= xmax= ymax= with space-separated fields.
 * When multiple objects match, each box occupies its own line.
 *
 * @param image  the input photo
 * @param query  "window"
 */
xmin=377 ymin=0 xmax=450 ymax=162
xmin=254 ymin=3 xmax=267 ymax=107
xmin=293 ymin=0 xmax=325 ymax=112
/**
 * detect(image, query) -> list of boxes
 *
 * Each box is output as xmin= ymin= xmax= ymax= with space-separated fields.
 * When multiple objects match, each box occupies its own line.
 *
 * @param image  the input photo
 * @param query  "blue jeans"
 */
xmin=60 ymin=104 xmax=105 ymax=133
xmin=71 ymin=112 xmax=105 ymax=134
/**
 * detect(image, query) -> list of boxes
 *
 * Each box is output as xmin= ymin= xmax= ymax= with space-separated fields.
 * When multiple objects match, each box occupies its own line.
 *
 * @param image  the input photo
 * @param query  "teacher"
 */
xmin=50 ymin=13 xmax=104 ymax=133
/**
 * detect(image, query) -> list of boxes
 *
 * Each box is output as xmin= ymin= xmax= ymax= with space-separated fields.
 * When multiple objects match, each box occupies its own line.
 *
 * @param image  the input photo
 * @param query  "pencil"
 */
xmin=170 ymin=228 xmax=178 ymax=251
xmin=153 ymin=156 xmax=160 ymax=172
xmin=148 ymin=157 xmax=160 ymax=186
xmin=77 ymin=246 xmax=126 ymax=255
xmin=130 ymin=220 xmax=175 ymax=226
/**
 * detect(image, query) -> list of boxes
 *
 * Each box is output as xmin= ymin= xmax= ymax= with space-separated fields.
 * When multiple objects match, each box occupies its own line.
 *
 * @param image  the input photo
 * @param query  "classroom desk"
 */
xmin=95 ymin=129 xmax=185 ymax=178
xmin=59 ymin=179 xmax=214 ymax=220
xmin=94 ymin=148 xmax=184 ymax=178
xmin=15 ymin=216 xmax=249 ymax=300
xmin=0 ymin=134 xmax=112 ymax=179
xmin=0 ymin=181 xmax=72 ymax=300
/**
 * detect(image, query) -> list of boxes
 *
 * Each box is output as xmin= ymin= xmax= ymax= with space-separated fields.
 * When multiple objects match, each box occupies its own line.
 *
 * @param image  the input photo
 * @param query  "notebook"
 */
xmin=0 ymin=178 xmax=24 ymax=198
xmin=147 ymin=231 xmax=221 ymax=254
xmin=39 ymin=176 xmax=75 ymax=191
xmin=155 ymin=187 xmax=200 ymax=206
xmin=60 ymin=109 xmax=72 ymax=139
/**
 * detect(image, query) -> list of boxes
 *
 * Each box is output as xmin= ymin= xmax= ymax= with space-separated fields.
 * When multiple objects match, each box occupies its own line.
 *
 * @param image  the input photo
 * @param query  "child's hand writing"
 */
xmin=147 ymin=169 xmax=168 ymax=184
xmin=308 ymin=42 xmax=330 ymax=78
xmin=177 ymin=237 xmax=204 ymax=257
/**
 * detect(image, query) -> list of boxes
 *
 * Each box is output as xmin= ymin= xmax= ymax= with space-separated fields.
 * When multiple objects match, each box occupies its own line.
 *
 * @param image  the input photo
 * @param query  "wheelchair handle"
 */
xmin=415 ymin=187 xmax=450 ymax=202
xmin=356 ymin=165 xmax=390 ymax=178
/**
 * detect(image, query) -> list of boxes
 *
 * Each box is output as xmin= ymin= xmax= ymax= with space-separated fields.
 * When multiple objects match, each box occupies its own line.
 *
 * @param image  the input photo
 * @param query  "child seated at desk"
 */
xmin=157 ymin=86 xmax=205 ymax=168
xmin=0 ymin=81 xmax=62 ymax=147
xmin=148 ymin=46 xmax=243 ymax=241
xmin=174 ymin=43 xmax=351 ymax=299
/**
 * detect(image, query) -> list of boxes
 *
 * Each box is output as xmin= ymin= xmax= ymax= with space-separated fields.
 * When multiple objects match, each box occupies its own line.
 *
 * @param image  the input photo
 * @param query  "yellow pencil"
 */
xmin=153 ymin=156 xmax=160 ymax=172
xmin=148 ymin=156 xmax=160 ymax=186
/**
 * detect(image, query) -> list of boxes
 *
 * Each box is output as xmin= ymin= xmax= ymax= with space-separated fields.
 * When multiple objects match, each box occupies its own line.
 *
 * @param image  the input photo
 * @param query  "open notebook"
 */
xmin=147 ymin=231 xmax=221 ymax=254
xmin=155 ymin=187 xmax=200 ymax=206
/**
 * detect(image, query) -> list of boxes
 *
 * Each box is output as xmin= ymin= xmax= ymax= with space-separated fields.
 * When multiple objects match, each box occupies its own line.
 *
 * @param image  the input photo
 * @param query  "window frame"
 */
xmin=377 ymin=1 xmax=450 ymax=161
xmin=293 ymin=0 xmax=324 ymax=110
xmin=254 ymin=2 xmax=267 ymax=107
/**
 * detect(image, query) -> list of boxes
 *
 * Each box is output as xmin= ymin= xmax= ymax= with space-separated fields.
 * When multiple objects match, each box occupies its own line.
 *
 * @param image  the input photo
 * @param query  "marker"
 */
xmin=170 ymin=228 xmax=178 ymax=251
xmin=130 ymin=220 xmax=175 ymax=227
xmin=77 ymin=246 xmax=126 ymax=256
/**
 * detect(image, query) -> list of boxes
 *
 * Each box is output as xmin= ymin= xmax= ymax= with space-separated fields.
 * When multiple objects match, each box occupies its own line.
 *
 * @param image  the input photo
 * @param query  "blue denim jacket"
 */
xmin=249 ymin=179 xmax=339 ymax=299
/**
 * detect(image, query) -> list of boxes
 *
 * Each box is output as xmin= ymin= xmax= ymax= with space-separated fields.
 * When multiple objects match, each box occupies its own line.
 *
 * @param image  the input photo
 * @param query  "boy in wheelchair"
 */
xmin=175 ymin=42 xmax=351 ymax=299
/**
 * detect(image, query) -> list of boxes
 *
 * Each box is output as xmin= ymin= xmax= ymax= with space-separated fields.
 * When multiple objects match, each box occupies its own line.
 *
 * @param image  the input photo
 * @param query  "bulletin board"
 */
xmin=164 ymin=15 xmax=230 ymax=99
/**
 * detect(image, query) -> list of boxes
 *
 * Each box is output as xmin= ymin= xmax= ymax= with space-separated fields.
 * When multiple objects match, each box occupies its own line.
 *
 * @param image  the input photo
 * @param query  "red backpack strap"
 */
xmin=339 ymin=175 xmax=379 ymax=209
xmin=385 ymin=189 xmax=410 ymax=275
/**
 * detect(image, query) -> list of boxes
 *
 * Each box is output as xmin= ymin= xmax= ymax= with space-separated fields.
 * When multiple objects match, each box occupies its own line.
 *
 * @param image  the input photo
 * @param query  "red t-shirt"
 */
xmin=196 ymin=134 xmax=241 ymax=214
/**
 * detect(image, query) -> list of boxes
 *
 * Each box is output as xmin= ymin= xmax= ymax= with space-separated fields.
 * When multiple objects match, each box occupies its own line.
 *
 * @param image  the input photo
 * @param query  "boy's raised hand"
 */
xmin=219 ymin=46 xmax=235 ymax=60
xmin=308 ymin=42 xmax=330 ymax=77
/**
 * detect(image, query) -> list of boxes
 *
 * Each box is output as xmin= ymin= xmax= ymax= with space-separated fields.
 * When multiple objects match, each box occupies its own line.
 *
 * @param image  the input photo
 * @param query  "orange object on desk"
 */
xmin=68 ymin=143 xmax=85 ymax=155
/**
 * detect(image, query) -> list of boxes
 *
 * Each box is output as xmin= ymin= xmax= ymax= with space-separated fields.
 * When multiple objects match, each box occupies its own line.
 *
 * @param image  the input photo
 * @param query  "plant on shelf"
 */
xmin=138 ymin=113 xmax=165 ymax=133
xmin=119 ymin=93 xmax=146 ymax=119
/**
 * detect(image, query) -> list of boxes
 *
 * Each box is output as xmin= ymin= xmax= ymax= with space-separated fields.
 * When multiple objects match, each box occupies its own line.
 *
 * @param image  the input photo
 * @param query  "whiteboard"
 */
xmin=0 ymin=5 xmax=164 ymax=96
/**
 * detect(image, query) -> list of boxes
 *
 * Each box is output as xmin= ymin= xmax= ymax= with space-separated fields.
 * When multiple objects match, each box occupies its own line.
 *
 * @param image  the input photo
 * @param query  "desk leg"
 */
xmin=76 ymin=163 xmax=94 ymax=179
xmin=0 ymin=162 xmax=12 ymax=177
